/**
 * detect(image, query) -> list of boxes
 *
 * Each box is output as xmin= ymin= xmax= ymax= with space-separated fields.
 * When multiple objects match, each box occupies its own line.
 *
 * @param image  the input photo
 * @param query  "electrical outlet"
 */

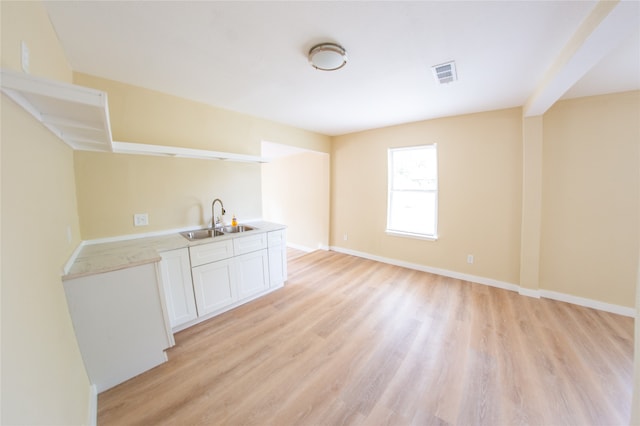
xmin=343 ymin=233 xmax=348 ymax=241
xmin=134 ymin=213 xmax=149 ymax=226
xmin=66 ymin=225 xmax=72 ymax=244
xmin=467 ymin=254 xmax=474 ymax=264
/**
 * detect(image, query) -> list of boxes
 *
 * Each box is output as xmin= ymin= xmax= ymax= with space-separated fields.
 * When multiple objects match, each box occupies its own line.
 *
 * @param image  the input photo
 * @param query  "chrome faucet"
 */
xmin=211 ymin=198 xmax=226 ymax=229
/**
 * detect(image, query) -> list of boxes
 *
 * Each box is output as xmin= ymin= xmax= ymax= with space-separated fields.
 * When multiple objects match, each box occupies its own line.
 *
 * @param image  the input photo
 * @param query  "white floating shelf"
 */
xmin=1 ymin=68 xmax=269 ymax=163
xmin=1 ymin=68 xmax=113 ymax=151
xmin=112 ymin=141 xmax=267 ymax=163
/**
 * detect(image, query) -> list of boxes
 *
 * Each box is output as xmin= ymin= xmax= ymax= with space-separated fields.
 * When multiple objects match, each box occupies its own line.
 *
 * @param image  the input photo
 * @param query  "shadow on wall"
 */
xmin=261 ymin=141 xmax=330 ymax=252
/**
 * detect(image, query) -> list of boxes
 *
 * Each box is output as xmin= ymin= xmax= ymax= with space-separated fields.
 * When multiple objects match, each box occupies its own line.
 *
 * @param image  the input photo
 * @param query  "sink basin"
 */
xmin=180 ymin=229 xmax=223 ymax=241
xmin=221 ymin=225 xmax=255 ymax=234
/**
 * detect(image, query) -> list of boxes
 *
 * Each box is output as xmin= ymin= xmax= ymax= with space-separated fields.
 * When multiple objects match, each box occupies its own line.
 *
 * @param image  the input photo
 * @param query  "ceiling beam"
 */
xmin=524 ymin=0 xmax=638 ymax=117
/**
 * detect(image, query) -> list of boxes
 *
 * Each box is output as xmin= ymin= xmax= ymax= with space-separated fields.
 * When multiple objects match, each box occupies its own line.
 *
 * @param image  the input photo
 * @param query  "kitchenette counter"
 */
xmin=63 ymin=221 xmax=286 ymax=281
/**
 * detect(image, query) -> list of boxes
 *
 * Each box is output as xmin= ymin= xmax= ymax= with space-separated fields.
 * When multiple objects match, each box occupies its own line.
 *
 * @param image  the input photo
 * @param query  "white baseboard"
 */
xmin=287 ymin=242 xmax=327 ymax=253
xmin=329 ymin=246 xmax=635 ymax=318
xmin=518 ymin=287 xmax=541 ymax=298
xmin=539 ymin=289 xmax=636 ymax=317
xmin=87 ymin=384 xmax=97 ymax=426
xmin=331 ymin=246 xmax=520 ymax=291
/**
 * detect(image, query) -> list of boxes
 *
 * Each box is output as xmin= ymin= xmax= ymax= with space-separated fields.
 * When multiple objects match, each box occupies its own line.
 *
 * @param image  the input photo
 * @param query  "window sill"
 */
xmin=385 ymin=230 xmax=438 ymax=241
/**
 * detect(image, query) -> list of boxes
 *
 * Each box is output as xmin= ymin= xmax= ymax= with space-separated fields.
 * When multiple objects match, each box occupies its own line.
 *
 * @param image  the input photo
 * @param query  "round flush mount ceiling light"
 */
xmin=308 ymin=43 xmax=348 ymax=71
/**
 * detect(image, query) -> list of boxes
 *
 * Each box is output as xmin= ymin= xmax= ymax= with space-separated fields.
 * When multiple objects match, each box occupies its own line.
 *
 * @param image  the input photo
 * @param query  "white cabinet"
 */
xmin=233 ymin=233 xmax=270 ymax=300
xmin=163 ymin=227 xmax=287 ymax=331
xmin=63 ymin=263 xmax=173 ymax=392
xmin=189 ymin=239 xmax=233 ymax=267
xmin=268 ymin=229 xmax=287 ymax=288
xmin=236 ymin=249 xmax=269 ymax=299
xmin=192 ymin=257 xmax=237 ymax=316
xmin=233 ymin=232 xmax=267 ymax=255
xmin=159 ymin=248 xmax=198 ymax=328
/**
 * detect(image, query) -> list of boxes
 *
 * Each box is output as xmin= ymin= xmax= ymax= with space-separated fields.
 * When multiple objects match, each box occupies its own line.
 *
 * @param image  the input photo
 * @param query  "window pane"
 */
xmin=389 ymin=191 xmax=436 ymax=236
xmin=391 ymin=147 xmax=437 ymax=191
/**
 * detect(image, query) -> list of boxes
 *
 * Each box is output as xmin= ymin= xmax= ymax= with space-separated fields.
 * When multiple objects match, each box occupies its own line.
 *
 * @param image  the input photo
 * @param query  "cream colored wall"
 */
xmin=1 ymin=2 xmax=91 ymax=424
xmin=540 ymin=91 xmax=640 ymax=308
xmin=519 ymin=116 xmax=544 ymax=293
xmin=72 ymin=74 xmax=330 ymax=239
xmin=632 ymin=136 xmax=640 ymax=424
xmin=75 ymin=73 xmax=330 ymax=155
xmin=262 ymin=151 xmax=330 ymax=250
xmin=331 ymin=108 xmax=523 ymax=285
xmin=75 ymin=151 xmax=262 ymax=239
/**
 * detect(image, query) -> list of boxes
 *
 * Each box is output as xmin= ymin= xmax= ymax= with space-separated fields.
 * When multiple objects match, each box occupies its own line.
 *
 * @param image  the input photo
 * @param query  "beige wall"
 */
xmin=262 ymin=151 xmax=330 ymax=250
xmin=75 ymin=151 xmax=262 ymax=239
xmin=520 ymin=116 xmax=544 ymax=293
xmin=1 ymin=2 xmax=91 ymax=424
xmin=75 ymin=73 xmax=331 ymax=155
xmin=540 ymin=91 xmax=639 ymax=307
xmin=72 ymin=74 xmax=330 ymax=239
xmin=330 ymin=92 xmax=639 ymax=309
xmin=632 ymin=136 xmax=640 ymax=424
xmin=331 ymin=108 xmax=523 ymax=285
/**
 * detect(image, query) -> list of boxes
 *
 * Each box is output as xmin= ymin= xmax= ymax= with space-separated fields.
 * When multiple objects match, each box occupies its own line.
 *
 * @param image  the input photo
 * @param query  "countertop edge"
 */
xmin=63 ymin=222 xmax=286 ymax=280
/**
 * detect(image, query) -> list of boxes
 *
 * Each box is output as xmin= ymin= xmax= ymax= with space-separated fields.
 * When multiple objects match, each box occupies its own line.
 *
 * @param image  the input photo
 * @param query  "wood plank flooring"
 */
xmin=98 ymin=250 xmax=634 ymax=425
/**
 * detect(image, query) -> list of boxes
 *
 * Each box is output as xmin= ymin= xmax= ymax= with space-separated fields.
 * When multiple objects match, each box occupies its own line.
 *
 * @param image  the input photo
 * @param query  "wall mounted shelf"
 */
xmin=1 ymin=68 xmax=268 ymax=163
xmin=1 ymin=68 xmax=113 ymax=151
xmin=111 ymin=141 xmax=267 ymax=163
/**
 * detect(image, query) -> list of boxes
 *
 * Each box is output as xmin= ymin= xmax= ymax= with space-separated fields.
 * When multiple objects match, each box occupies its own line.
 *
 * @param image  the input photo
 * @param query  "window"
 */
xmin=387 ymin=144 xmax=438 ymax=240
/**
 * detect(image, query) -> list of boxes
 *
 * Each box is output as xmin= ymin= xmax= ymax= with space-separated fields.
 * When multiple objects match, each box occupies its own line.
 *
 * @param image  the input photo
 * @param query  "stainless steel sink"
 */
xmin=221 ymin=225 xmax=255 ymax=233
xmin=180 ymin=228 xmax=224 ymax=240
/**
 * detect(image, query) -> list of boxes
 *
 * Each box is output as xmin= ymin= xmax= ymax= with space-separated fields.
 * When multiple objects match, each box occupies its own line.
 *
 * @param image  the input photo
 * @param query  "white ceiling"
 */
xmin=44 ymin=1 xmax=640 ymax=136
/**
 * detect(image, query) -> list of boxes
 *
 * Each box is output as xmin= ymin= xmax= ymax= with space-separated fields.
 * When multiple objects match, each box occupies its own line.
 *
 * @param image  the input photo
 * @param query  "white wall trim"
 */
xmin=539 ymin=289 xmax=636 ymax=318
xmin=518 ymin=287 xmax=541 ymax=299
xmin=287 ymin=242 xmax=329 ymax=253
xmin=329 ymin=246 xmax=635 ymax=318
xmin=330 ymin=246 xmax=520 ymax=293
xmin=286 ymin=242 xmax=315 ymax=252
xmin=62 ymin=240 xmax=86 ymax=275
xmin=87 ymin=384 xmax=98 ymax=426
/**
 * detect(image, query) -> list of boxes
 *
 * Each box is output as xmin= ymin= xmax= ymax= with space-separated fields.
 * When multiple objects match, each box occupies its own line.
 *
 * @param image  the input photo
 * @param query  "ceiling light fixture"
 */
xmin=308 ymin=43 xmax=348 ymax=71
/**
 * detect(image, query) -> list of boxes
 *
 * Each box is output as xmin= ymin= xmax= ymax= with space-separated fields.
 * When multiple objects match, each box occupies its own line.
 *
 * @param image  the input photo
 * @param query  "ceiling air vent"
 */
xmin=432 ymin=61 xmax=457 ymax=84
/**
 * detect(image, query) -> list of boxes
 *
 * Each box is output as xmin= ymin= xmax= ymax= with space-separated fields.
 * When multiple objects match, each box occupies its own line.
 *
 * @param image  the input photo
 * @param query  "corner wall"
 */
xmin=329 ymin=92 xmax=639 ymax=311
xmin=330 ymin=108 xmax=523 ymax=286
xmin=540 ymin=91 xmax=639 ymax=308
xmin=262 ymin=150 xmax=330 ymax=251
xmin=72 ymin=74 xmax=330 ymax=240
xmin=1 ymin=2 xmax=91 ymax=424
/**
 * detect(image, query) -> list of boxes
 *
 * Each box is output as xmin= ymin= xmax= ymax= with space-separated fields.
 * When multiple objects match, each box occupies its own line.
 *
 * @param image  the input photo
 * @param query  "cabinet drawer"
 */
xmin=233 ymin=233 xmax=268 ymax=256
xmin=267 ymin=229 xmax=286 ymax=247
xmin=189 ymin=239 xmax=234 ymax=267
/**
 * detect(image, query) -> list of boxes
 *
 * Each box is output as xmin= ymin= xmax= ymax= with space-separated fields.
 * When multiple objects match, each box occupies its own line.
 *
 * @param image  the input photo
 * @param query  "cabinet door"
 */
xmin=268 ymin=245 xmax=287 ymax=288
xmin=267 ymin=229 xmax=287 ymax=288
xmin=159 ymin=248 xmax=197 ymax=328
xmin=236 ymin=249 xmax=269 ymax=300
xmin=192 ymin=258 xmax=237 ymax=316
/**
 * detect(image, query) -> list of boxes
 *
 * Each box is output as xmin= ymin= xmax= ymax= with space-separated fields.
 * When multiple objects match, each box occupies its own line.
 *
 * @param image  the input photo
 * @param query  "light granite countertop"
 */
xmin=63 ymin=221 xmax=286 ymax=281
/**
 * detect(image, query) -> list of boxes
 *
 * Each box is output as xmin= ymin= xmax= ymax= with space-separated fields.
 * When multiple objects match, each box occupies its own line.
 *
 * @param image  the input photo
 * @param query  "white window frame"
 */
xmin=386 ymin=144 xmax=438 ymax=241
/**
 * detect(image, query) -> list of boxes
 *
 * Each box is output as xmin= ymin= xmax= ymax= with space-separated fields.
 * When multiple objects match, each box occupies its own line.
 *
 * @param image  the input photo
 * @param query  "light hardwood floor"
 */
xmin=98 ymin=250 xmax=634 ymax=425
